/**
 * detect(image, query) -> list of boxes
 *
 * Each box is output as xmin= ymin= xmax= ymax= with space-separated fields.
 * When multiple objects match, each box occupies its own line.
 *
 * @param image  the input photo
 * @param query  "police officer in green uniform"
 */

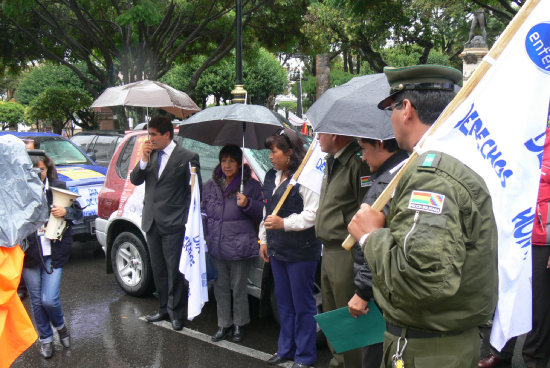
xmin=316 ymin=133 xmax=370 ymax=368
xmin=348 ymin=65 xmax=498 ymax=368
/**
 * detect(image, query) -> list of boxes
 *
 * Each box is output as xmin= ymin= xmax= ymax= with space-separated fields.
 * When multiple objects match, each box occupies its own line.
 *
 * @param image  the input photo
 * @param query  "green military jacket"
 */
xmin=364 ymin=151 xmax=498 ymax=332
xmin=315 ymin=140 xmax=370 ymax=248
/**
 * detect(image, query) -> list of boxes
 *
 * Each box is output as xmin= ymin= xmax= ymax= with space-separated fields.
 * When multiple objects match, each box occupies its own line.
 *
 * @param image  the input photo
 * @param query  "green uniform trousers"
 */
xmin=321 ymin=247 xmax=362 ymax=368
xmin=381 ymin=327 xmax=479 ymax=368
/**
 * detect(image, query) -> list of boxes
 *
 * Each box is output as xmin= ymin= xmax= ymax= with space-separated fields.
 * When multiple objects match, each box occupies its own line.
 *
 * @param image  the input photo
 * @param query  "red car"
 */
xmin=95 ymin=129 xmax=320 ymax=321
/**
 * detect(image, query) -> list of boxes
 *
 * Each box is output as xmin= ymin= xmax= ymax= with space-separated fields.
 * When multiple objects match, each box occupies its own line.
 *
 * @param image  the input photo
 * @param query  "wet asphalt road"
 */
xmin=11 ymin=239 xmax=539 ymax=368
xmin=12 ymin=240 xmax=331 ymax=368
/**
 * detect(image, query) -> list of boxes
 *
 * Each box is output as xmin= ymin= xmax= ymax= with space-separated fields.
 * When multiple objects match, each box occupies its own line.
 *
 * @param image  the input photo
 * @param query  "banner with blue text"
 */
xmin=419 ymin=0 xmax=550 ymax=350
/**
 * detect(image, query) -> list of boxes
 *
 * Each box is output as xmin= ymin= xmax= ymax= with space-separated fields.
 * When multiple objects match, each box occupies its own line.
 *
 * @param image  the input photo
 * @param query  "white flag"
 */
xmin=288 ymin=111 xmax=305 ymax=126
xmin=290 ymin=138 xmax=326 ymax=195
xmin=179 ymin=168 xmax=208 ymax=320
xmin=418 ymin=0 xmax=550 ymax=350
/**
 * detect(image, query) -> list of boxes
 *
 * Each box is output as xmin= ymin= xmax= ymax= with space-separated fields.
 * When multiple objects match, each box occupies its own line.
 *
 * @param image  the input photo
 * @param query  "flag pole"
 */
xmin=342 ymin=0 xmax=542 ymax=250
xmin=271 ymin=139 xmax=317 ymax=216
xmin=190 ymin=167 xmax=197 ymax=196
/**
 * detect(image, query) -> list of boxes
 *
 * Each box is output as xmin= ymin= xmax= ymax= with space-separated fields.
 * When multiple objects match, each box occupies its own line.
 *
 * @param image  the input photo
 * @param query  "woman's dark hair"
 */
xmin=264 ymin=128 xmax=306 ymax=177
xmin=359 ymin=138 xmax=399 ymax=152
xmin=219 ymin=144 xmax=243 ymax=166
xmin=31 ymin=154 xmax=58 ymax=182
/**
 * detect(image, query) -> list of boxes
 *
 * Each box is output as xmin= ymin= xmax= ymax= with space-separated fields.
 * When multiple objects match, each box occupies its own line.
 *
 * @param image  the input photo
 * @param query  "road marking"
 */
xmin=140 ymin=317 xmax=293 ymax=367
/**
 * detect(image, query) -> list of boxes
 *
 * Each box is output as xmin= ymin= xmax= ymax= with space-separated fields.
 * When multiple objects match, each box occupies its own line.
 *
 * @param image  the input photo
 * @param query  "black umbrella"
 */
xmin=178 ymin=103 xmax=285 ymax=191
xmin=306 ymin=73 xmax=394 ymax=140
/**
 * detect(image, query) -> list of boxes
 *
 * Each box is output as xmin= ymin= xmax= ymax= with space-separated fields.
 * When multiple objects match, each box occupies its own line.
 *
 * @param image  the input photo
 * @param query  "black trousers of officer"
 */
xmin=146 ymin=221 xmax=187 ymax=322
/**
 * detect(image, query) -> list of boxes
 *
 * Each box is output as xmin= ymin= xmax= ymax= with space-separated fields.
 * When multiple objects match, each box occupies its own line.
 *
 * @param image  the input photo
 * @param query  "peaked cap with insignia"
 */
xmin=377 ymin=64 xmax=462 ymax=109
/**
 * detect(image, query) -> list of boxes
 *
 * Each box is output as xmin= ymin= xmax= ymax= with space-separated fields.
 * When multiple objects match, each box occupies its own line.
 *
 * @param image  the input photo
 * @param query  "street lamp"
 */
xmin=231 ymin=0 xmax=247 ymax=104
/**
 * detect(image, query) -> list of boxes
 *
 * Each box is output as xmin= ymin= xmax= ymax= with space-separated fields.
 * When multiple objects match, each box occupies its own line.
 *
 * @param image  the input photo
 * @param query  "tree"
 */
xmin=26 ymin=87 xmax=92 ymax=134
xmin=1 ymin=0 xmax=304 ymax=100
xmin=14 ymin=63 xmax=98 ymax=130
xmin=0 ymin=101 xmax=25 ymax=130
xmin=162 ymin=48 xmax=288 ymax=107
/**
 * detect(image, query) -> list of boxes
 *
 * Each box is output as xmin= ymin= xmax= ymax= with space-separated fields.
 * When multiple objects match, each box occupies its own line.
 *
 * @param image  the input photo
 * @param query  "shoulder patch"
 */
xmin=360 ymin=175 xmax=373 ymax=187
xmin=418 ymin=152 xmax=441 ymax=168
xmin=408 ymin=190 xmax=445 ymax=214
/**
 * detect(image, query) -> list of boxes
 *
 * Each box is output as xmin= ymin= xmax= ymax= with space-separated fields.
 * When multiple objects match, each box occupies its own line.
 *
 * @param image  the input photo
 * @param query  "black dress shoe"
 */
xmin=232 ymin=325 xmax=243 ymax=342
xmin=211 ymin=326 xmax=232 ymax=342
xmin=40 ymin=342 xmax=53 ymax=359
xmin=292 ymin=363 xmax=314 ymax=368
xmin=145 ymin=312 xmax=169 ymax=323
xmin=267 ymin=354 xmax=288 ymax=365
xmin=478 ymin=353 xmax=510 ymax=368
xmin=171 ymin=319 xmax=184 ymax=330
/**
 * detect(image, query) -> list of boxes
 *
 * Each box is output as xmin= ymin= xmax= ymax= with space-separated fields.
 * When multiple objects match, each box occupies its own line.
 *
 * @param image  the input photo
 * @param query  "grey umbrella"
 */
xmin=306 ymin=73 xmax=394 ymax=140
xmin=91 ymin=80 xmax=200 ymax=118
xmin=177 ymin=104 xmax=285 ymax=150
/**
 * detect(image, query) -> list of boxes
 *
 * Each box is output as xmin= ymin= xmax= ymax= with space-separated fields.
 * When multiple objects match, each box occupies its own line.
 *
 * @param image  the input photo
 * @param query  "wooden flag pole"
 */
xmin=190 ymin=167 xmax=197 ymax=196
xmin=341 ymin=0 xmax=541 ymax=250
xmin=271 ymin=139 xmax=318 ymax=216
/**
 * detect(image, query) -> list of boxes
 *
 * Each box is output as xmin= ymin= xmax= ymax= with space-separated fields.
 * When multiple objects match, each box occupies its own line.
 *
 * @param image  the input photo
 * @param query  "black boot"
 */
xmin=232 ymin=325 xmax=244 ymax=342
xmin=211 ymin=326 xmax=232 ymax=342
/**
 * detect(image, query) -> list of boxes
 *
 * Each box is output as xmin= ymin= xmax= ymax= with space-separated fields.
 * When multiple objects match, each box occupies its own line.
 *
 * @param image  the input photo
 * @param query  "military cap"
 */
xmin=377 ymin=64 xmax=462 ymax=109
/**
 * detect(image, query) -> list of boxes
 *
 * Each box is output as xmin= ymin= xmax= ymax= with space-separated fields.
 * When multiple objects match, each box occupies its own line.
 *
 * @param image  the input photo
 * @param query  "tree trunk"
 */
xmin=343 ymin=50 xmax=348 ymax=73
xmin=356 ymin=54 xmax=361 ymax=74
xmin=316 ymin=53 xmax=330 ymax=100
xmin=347 ymin=53 xmax=354 ymax=74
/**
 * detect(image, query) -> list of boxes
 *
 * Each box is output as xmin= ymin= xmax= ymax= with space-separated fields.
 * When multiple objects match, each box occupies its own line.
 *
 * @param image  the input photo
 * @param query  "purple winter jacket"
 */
xmin=201 ymin=164 xmax=263 ymax=261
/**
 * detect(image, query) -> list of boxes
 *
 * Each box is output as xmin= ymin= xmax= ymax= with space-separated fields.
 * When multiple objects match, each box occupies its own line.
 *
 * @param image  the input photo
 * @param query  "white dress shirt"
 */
xmin=259 ymin=169 xmax=319 ymax=245
xmin=140 ymin=140 xmax=176 ymax=178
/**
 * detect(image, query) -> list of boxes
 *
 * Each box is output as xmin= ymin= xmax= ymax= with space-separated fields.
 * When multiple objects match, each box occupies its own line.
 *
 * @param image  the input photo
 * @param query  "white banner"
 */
xmin=290 ymin=138 xmax=326 ymax=195
xmin=179 ymin=169 xmax=208 ymax=320
xmin=418 ymin=0 xmax=550 ymax=350
xmin=288 ymin=111 xmax=306 ymax=126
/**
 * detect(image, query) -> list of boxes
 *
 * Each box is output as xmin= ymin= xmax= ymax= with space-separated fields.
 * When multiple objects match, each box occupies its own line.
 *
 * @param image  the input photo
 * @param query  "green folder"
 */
xmin=314 ymin=301 xmax=385 ymax=353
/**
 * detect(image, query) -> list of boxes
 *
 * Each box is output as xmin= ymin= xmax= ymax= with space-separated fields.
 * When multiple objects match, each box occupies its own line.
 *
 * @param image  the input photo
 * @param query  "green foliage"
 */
xmin=0 ymin=101 xmax=26 ymax=130
xmin=115 ymin=0 xmax=163 ymax=26
xmin=14 ymin=63 xmax=93 ymax=105
xmin=26 ymin=87 xmax=92 ymax=134
xmin=162 ymin=48 xmax=288 ymax=107
xmin=277 ymin=101 xmax=297 ymax=114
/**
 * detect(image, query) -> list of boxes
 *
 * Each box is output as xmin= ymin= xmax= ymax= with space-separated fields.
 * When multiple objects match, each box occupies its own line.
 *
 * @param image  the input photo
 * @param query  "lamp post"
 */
xmin=231 ymin=0 xmax=247 ymax=104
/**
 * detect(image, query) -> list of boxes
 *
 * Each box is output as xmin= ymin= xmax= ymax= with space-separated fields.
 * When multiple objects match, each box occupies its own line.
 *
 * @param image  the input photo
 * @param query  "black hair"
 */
xmin=359 ymin=138 xmax=399 ymax=152
xmin=31 ymin=154 xmax=58 ymax=182
xmin=148 ymin=116 xmax=173 ymax=139
xmin=264 ymin=128 xmax=306 ymax=177
xmin=394 ymin=89 xmax=456 ymax=126
xmin=219 ymin=144 xmax=243 ymax=166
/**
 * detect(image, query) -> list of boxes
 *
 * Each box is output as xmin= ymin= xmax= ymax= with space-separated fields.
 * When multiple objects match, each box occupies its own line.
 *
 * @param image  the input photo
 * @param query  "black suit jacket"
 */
xmin=130 ymin=143 xmax=201 ymax=234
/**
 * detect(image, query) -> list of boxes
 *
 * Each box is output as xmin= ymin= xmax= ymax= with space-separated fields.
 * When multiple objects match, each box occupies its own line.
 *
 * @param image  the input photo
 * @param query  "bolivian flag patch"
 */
xmin=408 ymin=190 xmax=445 ymax=214
xmin=360 ymin=176 xmax=373 ymax=187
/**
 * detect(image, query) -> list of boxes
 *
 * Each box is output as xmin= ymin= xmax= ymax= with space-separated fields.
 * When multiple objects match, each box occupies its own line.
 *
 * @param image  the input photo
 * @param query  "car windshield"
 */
xmin=38 ymin=137 xmax=92 ymax=165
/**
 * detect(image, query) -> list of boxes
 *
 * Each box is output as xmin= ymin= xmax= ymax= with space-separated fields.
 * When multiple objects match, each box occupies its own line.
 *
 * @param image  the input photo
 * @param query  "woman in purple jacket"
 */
xmin=201 ymin=144 xmax=263 ymax=343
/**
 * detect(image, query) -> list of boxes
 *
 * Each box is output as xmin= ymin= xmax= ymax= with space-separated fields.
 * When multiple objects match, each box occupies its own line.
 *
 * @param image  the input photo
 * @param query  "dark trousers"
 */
xmin=146 ymin=222 xmax=187 ymax=321
xmin=271 ymin=257 xmax=318 ymax=366
xmin=362 ymin=343 xmax=383 ymax=368
xmin=493 ymin=245 xmax=550 ymax=368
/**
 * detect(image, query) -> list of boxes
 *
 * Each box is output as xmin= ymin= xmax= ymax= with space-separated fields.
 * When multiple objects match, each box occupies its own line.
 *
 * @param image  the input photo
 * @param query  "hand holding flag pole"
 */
xmin=271 ymin=138 xmax=318 ymax=216
xmin=341 ymin=0 xmax=543 ymax=251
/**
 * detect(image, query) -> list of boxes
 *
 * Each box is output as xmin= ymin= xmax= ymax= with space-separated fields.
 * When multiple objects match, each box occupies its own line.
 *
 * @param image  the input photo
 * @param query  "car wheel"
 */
xmin=111 ymin=231 xmax=154 ymax=296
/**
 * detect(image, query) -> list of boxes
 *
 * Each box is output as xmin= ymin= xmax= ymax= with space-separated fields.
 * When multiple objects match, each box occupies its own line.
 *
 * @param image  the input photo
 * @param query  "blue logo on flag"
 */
xmin=525 ymin=22 xmax=550 ymax=74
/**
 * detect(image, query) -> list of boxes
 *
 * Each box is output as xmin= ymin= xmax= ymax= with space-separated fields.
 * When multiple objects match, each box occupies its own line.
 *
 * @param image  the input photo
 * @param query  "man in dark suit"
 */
xmin=130 ymin=116 xmax=200 ymax=330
